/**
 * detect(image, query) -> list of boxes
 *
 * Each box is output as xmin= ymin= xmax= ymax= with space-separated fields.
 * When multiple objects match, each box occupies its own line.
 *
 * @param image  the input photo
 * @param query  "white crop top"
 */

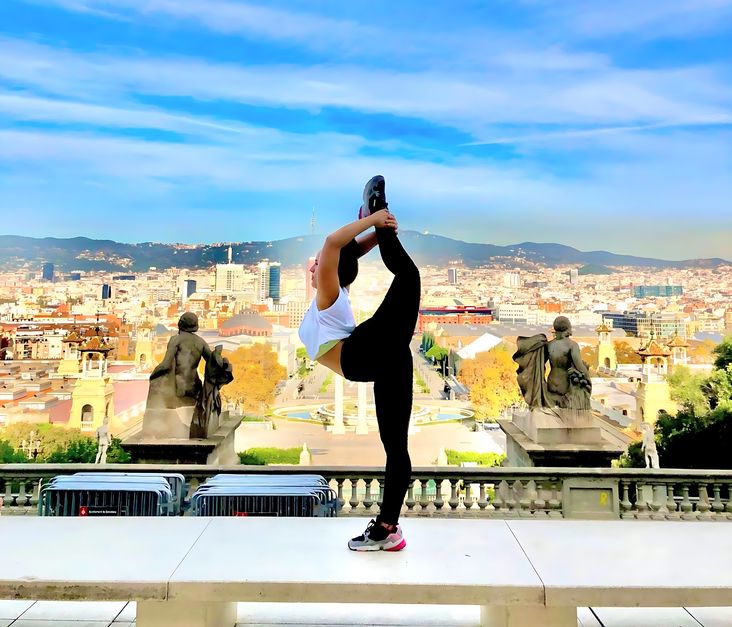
xmin=298 ymin=287 xmax=356 ymax=360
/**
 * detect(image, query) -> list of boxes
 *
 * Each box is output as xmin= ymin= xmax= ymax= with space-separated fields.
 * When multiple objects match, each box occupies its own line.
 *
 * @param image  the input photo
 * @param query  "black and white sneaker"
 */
xmin=358 ymin=175 xmax=388 ymax=219
xmin=347 ymin=519 xmax=406 ymax=552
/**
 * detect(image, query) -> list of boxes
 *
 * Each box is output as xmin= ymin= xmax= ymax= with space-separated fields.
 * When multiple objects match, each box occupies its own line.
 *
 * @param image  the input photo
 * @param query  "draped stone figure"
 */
xmin=144 ymin=313 xmax=232 ymax=439
xmin=190 ymin=345 xmax=234 ymax=438
xmin=513 ymin=316 xmax=592 ymax=417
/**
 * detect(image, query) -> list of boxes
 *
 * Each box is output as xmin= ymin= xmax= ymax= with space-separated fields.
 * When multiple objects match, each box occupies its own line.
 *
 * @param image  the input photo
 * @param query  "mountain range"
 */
xmin=0 ymin=233 xmax=727 ymax=272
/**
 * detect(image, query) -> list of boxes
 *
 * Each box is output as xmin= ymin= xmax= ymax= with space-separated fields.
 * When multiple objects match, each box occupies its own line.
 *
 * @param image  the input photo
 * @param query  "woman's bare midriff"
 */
xmin=317 ymin=340 xmax=344 ymax=376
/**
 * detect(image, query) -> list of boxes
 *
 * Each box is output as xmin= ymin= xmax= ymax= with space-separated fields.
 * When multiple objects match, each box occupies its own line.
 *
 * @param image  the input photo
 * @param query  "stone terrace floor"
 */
xmin=2 ymin=601 xmax=732 ymax=626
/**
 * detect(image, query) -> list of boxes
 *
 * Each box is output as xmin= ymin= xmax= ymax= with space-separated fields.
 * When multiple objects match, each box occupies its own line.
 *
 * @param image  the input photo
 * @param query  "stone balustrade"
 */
xmin=1 ymin=464 xmax=731 ymax=521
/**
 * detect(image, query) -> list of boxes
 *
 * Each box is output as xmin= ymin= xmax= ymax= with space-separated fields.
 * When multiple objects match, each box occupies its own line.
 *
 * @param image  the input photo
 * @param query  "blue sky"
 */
xmin=0 ymin=0 xmax=731 ymax=260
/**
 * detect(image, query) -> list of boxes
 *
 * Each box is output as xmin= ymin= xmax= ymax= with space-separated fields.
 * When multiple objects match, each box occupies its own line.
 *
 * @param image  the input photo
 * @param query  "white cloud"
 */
xmin=1 ymin=36 xmax=730 ymax=138
xmin=529 ymin=0 xmax=732 ymax=39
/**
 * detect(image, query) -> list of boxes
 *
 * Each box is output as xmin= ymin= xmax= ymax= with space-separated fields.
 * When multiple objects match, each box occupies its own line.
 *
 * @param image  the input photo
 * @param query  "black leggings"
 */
xmin=340 ymin=227 xmax=421 ymax=525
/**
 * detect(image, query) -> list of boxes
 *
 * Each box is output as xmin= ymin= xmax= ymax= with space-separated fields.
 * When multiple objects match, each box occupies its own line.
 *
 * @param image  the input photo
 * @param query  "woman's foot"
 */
xmin=348 ymin=519 xmax=406 ymax=551
xmin=358 ymin=175 xmax=388 ymax=219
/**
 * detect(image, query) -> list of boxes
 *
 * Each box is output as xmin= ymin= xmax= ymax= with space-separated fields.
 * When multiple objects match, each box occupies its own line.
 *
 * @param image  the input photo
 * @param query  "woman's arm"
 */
xmin=355 ymin=231 xmax=378 ymax=258
xmin=316 ymin=212 xmax=396 ymax=309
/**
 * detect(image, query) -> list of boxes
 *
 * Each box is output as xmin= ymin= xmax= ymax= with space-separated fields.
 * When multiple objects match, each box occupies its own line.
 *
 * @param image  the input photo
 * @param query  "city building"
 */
xmin=220 ymin=310 xmax=272 ymax=338
xmin=268 ymin=262 xmax=281 ymax=303
xmin=634 ymin=337 xmax=675 ymax=428
xmin=447 ymin=267 xmax=459 ymax=285
xmin=101 ymin=284 xmax=112 ymax=300
xmin=42 ymin=263 xmax=54 ymax=282
xmin=418 ymin=306 xmax=494 ymax=333
xmin=503 ymin=272 xmax=521 ymax=288
xmin=215 ymin=246 xmax=246 ymax=294
xmin=570 ymin=268 xmax=579 ymax=285
xmin=67 ymin=335 xmax=115 ymax=435
xmin=183 ymin=279 xmax=197 ymax=303
xmin=633 ymin=285 xmax=684 ymax=298
xmin=596 ymin=323 xmax=617 ymax=371
xmin=286 ymin=300 xmax=310 ymax=329
xmin=256 ymin=260 xmax=282 ymax=302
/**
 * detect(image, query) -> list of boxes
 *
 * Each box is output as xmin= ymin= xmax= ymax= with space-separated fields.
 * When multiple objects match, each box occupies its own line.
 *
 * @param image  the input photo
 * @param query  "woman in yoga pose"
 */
xmin=299 ymin=176 xmax=421 ymax=551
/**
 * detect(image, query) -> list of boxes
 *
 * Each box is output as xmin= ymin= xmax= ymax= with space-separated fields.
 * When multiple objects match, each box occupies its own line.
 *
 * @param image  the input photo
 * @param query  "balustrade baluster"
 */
xmin=492 ymin=480 xmax=507 ymax=515
xmin=697 ymin=483 xmax=713 ymax=520
xmin=1 ymin=478 xmax=10 ymax=514
xmin=363 ymin=479 xmax=374 ymax=512
xmin=448 ymin=479 xmax=460 ymax=511
xmin=17 ymin=479 xmax=30 ymax=512
xmin=711 ymin=484 xmax=725 ymax=520
xmin=349 ymin=477 xmax=360 ymax=511
xmin=547 ymin=481 xmax=562 ymax=519
xmin=533 ymin=481 xmax=548 ymax=518
xmin=405 ymin=480 xmax=416 ymax=512
xmin=519 ymin=480 xmax=536 ymax=518
xmin=377 ymin=479 xmax=385 ymax=510
xmin=620 ymin=480 xmax=633 ymax=519
xmin=666 ymin=483 xmax=680 ymax=520
xmin=334 ymin=477 xmax=346 ymax=513
xmin=680 ymin=484 xmax=696 ymax=520
xmin=634 ymin=482 xmax=651 ymax=520
xmin=503 ymin=480 xmax=519 ymax=518
xmin=433 ymin=477 xmax=445 ymax=512
xmin=418 ymin=479 xmax=430 ymax=512
xmin=725 ymin=484 xmax=732 ymax=520
xmin=649 ymin=483 xmax=669 ymax=520
xmin=4 ymin=477 xmax=17 ymax=511
xmin=477 ymin=483 xmax=489 ymax=511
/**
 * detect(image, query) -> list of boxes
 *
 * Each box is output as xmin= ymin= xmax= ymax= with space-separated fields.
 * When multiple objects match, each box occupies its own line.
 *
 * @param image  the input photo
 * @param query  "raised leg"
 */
xmin=480 ymin=605 xmax=576 ymax=627
xmin=137 ymin=600 xmax=237 ymax=627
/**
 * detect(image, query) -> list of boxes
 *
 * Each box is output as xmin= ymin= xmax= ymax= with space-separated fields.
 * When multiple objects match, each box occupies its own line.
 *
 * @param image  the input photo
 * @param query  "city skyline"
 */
xmin=1 ymin=1 xmax=731 ymax=259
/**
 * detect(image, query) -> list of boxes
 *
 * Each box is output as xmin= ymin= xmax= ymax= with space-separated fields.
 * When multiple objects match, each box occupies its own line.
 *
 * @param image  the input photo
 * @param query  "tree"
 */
xmin=614 ymin=341 xmax=642 ymax=364
xmin=220 ymin=344 xmax=287 ymax=414
xmin=0 ymin=423 xmax=132 ymax=463
xmin=703 ymin=365 xmax=732 ymax=411
xmin=668 ymin=366 xmax=709 ymax=416
xmin=688 ymin=339 xmax=717 ymax=364
xmin=0 ymin=440 xmax=27 ymax=463
xmin=421 ymin=332 xmax=435 ymax=354
xmin=713 ymin=336 xmax=732 ymax=371
xmin=45 ymin=438 xmax=97 ymax=463
xmin=580 ymin=345 xmax=598 ymax=370
xmin=458 ymin=346 xmax=521 ymax=421
xmin=0 ymin=423 xmax=90 ymax=461
xmin=621 ymin=350 xmax=732 ymax=469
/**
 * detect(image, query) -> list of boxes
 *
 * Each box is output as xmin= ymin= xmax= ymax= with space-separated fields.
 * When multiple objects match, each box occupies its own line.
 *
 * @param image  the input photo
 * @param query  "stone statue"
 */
xmin=95 ymin=416 xmax=110 ymax=464
xmin=641 ymin=422 xmax=660 ymax=469
xmin=513 ymin=316 xmax=592 ymax=412
xmin=144 ymin=313 xmax=232 ymax=439
xmin=190 ymin=345 xmax=234 ymax=438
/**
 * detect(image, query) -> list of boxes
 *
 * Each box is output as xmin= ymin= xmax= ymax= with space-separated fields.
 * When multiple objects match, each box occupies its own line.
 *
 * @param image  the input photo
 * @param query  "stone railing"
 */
xmin=1 ymin=464 xmax=731 ymax=521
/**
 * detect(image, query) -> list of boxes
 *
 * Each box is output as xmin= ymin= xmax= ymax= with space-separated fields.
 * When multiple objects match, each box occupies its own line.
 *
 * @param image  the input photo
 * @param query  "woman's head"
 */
xmin=309 ymin=239 xmax=360 ymax=291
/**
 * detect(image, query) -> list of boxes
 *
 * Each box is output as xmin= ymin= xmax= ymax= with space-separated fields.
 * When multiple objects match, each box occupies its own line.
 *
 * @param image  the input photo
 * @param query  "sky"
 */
xmin=0 ymin=0 xmax=731 ymax=260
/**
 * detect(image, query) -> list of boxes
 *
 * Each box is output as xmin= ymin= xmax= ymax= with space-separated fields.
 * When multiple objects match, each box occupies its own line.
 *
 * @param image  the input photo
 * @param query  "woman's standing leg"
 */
xmin=373 ymin=346 xmax=413 ymax=525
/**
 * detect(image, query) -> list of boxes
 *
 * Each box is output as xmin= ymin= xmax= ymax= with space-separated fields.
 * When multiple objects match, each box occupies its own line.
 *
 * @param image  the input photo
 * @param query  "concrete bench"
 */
xmin=1 ymin=518 xmax=731 ymax=627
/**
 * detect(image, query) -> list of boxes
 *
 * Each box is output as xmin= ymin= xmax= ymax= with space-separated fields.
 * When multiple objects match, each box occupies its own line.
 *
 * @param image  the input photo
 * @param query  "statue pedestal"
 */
xmin=122 ymin=412 xmax=240 ymax=465
xmin=499 ymin=408 xmax=626 ymax=468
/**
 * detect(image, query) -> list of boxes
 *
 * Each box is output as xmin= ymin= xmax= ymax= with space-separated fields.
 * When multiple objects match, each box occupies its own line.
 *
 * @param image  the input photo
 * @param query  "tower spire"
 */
xmin=227 ymin=244 xmax=233 ymax=264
